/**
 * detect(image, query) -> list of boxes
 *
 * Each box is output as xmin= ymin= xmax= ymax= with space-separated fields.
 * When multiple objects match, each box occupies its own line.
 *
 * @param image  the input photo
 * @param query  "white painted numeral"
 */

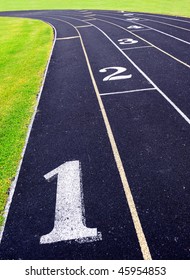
xmin=118 ymin=38 xmax=138 ymax=45
xmin=124 ymin=13 xmax=134 ymax=16
xmin=127 ymin=25 xmax=143 ymax=29
xmin=126 ymin=18 xmax=139 ymax=21
xmin=99 ymin=67 xmax=132 ymax=81
xmin=40 ymin=161 xmax=100 ymax=244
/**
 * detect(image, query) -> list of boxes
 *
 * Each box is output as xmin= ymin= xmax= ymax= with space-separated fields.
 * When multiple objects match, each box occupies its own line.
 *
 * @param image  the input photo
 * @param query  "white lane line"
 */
xmin=95 ymin=18 xmax=190 ymax=69
xmin=82 ymin=18 xmax=97 ymax=21
xmin=81 ymin=12 xmax=92 ymax=14
xmin=79 ymin=33 xmax=152 ymax=261
xmin=121 ymin=45 xmax=153 ymax=50
xmin=53 ymin=14 xmax=190 ymax=67
xmin=49 ymin=17 xmax=152 ymax=260
xmin=76 ymin=25 xmax=93 ymax=28
xmin=87 ymin=21 xmax=190 ymax=125
xmin=96 ymin=14 xmax=190 ymax=45
xmin=132 ymin=28 xmax=151 ymax=32
xmin=84 ymin=14 xmax=96 ymax=17
xmin=50 ymin=14 xmax=94 ymax=25
xmin=50 ymin=14 xmax=97 ymax=24
xmin=56 ymin=36 xmax=80 ymax=40
xmin=99 ymin=12 xmax=190 ymax=31
xmin=83 ymin=12 xmax=93 ymax=17
xmin=100 ymin=88 xmax=156 ymax=96
xmin=136 ymin=13 xmax=190 ymax=24
xmin=128 ymin=20 xmax=190 ymax=45
xmin=0 ymin=21 xmax=57 ymax=243
xmin=107 ymin=11 xmax=190 ymax=25
xmin=135 ymin=17 xmax=190 ymax=32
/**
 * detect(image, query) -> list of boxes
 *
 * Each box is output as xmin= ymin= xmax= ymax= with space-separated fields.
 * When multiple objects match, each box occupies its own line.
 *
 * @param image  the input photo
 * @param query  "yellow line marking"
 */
xmin=56 ymin=36 xmax=80 ymax=40
xmin=49 ymin=16 xmax=152 ymax=260
xmin=76 ymin=25 xmax=92 ymax=28
xmin=97 ymin=18 xmax=190 ymax=69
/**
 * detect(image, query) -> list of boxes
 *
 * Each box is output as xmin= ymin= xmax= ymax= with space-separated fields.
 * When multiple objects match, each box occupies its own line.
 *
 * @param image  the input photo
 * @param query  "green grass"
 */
xmin=0 ymin=17 xmax=53 ymax=225
xmin=0 ymin=0 xmax=190 ymax=17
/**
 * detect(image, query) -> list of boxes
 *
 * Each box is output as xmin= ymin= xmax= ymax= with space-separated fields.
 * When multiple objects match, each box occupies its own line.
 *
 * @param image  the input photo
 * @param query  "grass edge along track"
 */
xmin=0 ymin=17 xmax=53 ymax=226
xmin=0 ymin=0 xmax=190 ymax=18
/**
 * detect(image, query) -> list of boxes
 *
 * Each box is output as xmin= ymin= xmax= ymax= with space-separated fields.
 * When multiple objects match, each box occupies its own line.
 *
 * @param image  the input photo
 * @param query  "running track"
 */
xmin=0 ymin=10 xmax=190 ymax=260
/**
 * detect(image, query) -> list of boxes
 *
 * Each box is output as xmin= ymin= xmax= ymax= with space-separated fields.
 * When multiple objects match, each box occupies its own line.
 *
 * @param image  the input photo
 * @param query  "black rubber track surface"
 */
xmin=0 ymin=10 xmax=190 ymax=260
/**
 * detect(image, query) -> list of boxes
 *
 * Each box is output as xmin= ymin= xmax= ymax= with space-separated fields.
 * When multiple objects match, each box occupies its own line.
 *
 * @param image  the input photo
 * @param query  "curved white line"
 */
xmin=96 ymin=14 xmax=190 ymax=45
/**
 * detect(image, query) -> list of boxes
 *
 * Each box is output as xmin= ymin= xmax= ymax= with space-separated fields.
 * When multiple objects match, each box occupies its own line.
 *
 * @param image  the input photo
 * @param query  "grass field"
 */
xmin=0 ymin=18 xmax=53 ymax=225
xmin=0 ymin=0 xmax=190 ymax=17
xmin=0 ymin=1 xmax=189 ymax=226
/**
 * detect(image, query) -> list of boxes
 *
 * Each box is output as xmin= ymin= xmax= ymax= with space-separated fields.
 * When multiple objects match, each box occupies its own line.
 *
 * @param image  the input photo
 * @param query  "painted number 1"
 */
xmin=40 ymin=161 xmax=101 ymax=244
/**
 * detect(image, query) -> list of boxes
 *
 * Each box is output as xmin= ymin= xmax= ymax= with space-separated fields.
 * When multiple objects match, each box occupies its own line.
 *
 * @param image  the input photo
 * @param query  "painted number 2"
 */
xmin=40 ymin=161 xmax=101 ymax=244
xmin=99 ymin=67 xmax=132 ymax=81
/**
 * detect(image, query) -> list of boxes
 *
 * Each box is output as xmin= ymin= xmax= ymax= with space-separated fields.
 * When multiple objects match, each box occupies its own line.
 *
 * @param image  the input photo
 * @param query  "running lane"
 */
xmin=0 ymin=12 xmax=143 ymax=260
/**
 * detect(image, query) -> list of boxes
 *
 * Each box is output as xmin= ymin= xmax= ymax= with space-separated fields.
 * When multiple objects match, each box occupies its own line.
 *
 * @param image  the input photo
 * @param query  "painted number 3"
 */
xmin=40 ymin=161 xmax=101 ymax=244
xmin=99 ymin=67 xmax=132 ymax=81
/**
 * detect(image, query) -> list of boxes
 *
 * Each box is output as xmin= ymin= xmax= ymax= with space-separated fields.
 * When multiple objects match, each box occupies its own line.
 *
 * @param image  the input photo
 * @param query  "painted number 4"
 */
xmin=40 ymin=161 xmax=101 ymax=244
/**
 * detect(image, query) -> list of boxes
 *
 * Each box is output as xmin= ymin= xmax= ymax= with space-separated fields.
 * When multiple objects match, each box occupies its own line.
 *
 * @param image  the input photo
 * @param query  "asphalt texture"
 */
xmin=0 ymin=9 xmax=190 ymax=260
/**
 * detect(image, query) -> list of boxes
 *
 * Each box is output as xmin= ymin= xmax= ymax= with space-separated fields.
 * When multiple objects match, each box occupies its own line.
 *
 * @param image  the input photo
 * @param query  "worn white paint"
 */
xmin=40 ymin=161 xmax=100 ymax=244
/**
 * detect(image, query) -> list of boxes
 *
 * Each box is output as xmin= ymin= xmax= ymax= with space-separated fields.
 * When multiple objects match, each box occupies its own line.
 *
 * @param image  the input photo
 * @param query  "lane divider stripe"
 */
xmin=82 ymin=18 xmax=97 ymax=21
xmin=76 ymin=25 xmax=93 ymax=28
xmin=96 ymin=18 xmax=190 ymax=69
xmin=129 ymin=20 xmax=190 ymax=45
xmin=80 ymin=35 xmax=152 ymax=260
xmin=98 ymin=14 xmax=190 ymax=45
xmin=56 ymin=36 xmax=80 ymax=40
xmin=136 ymin=12 xmax=190 ymax=24
xmin=121 ymin=45 xmax=153 ymax=50
xmin=137 ymin=17 xmax=190 ymax=32
xmin=51 ymin=17 xmax=152 ymax=260
xmin=84 ymin=14 xmax=96 ymax=17
xmin=89 ymin=21 xmax=190 ymax=125
xmin=100 ymin=88 xmax=156 ymax=96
